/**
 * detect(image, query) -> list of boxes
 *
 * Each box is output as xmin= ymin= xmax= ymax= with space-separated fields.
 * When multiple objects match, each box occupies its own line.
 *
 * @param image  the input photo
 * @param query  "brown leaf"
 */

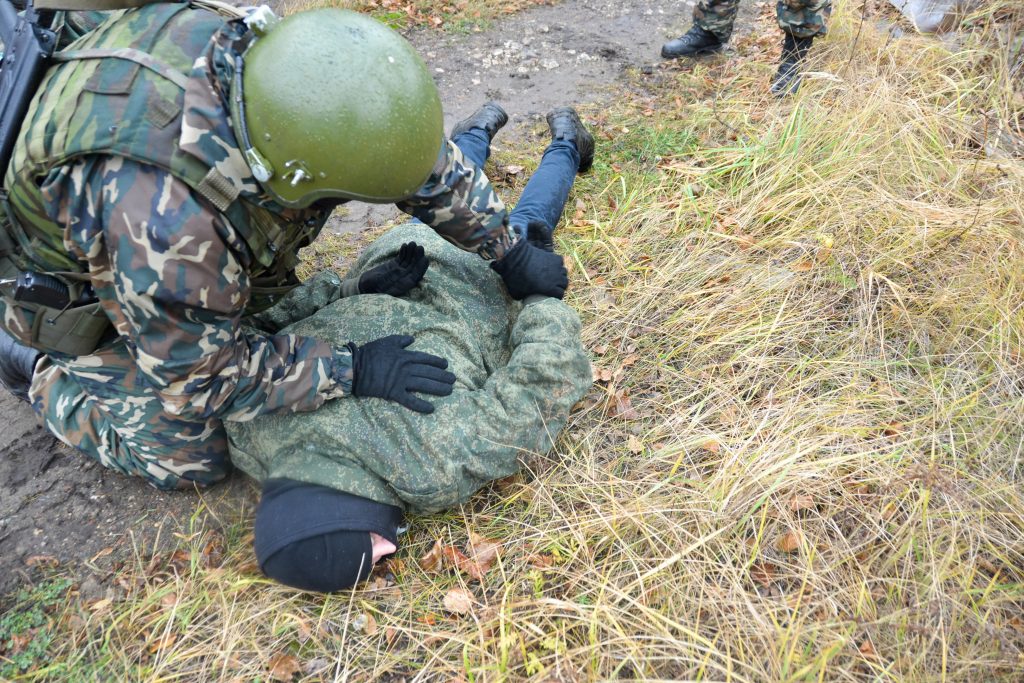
xmin=504 ymin=164 xmax=525 ymax=175
xmin=858 ymin=640 xmax=877 ymax=658
xmin=620 ymin=353 xmax=640 ymax=367
xmin=89 ymin=598 xmax=113 ymax=613
xmin=593 ymin=343 xmax=609 ymax=355
xmin=788 ymin=494 xmax=815 ymax=512
xmin=160 ymin=592 xmax=178 ymax=608
xmin=468 ymin=533 xmax=501 ymax=571
xmin=385 ymin=626 xmax=398 ymax=644
xmin=526 ymin=553 xmax=555 ymax=569
xmin=790 ymin=260 xmax=814 ymax=273
xmin=364 ymin=612 xmax=378 ymax=636
xmin=882 ymin=422 xmax=904 ymax=437
xmin=443 ymin=588 xmax=475 ymax=615
xmin=90 ymin=547 xmax=114 ymax=562
xmin=701 ymin=439 xmax=721 ymax=454
xmin=592 ymin=365 xmax=614 ymax=383
xmin=147 ymin=631 xmax=178 ymax=655
xmin=419 ymin=539 xmax=445 ymax=573
xmin=608 ymin=391 xmax=640 ymax=420
xmin=751 ymin=561 xmax=778 ymax=587
xmin=267 ymin=652 xmax=302 ymax=682
xmin=627 ymin=435 xmax=644 ymax=454
xmin=777 ymin=530 xmax=802 ymax=553
xmin=25 ymin=554 xmax=59 ymax=568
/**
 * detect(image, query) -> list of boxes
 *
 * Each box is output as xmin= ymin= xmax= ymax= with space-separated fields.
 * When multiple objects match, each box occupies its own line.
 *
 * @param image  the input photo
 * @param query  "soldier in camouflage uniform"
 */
xmin=0 ymin=4 xmax=580 ymax=490
xmin=661 ymin=0 xmax=831 ymax=95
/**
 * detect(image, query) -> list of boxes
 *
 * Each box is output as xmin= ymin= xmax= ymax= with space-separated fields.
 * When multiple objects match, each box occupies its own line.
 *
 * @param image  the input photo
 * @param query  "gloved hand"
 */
xmin=525 ymin=220 xmax=555 ymax=252
xmin=348 ymin=335 xmax=455 ymax=414
xmin=358 ymin=242 xmax=429 ymax=296
xmin=490 ymin=238 xmax=568 ymax=300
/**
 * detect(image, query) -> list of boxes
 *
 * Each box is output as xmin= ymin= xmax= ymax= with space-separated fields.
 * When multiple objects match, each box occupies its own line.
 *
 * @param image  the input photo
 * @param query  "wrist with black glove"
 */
xmin=357 ymin=242 xmax=429 ymax=297
xmin=525 ymin=220 xmax=555 ymax=252
xmin=490 ymin=236 xmax=568 ymax=300
xmin=348 ymin=335 xmax=455 ymax=414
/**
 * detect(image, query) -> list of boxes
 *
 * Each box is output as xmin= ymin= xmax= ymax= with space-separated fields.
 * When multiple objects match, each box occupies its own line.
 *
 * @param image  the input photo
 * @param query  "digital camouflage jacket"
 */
xmin=227 ymin=224 xmax=592 ymax=513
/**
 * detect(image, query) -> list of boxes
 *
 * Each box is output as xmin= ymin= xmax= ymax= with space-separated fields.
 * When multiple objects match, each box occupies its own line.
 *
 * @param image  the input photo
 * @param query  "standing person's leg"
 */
xmin=508 ymin=108 xmax=595 ymax=239
xmin=661 ymin=0 xmax=737 ymax=59
xmin=771 ymin=0 xmax=831 ymax=95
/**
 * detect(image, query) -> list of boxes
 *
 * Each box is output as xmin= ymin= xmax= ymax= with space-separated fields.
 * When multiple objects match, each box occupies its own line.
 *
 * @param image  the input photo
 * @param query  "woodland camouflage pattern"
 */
xmin=4 ymin=4 xmax=516 ymax=490
xmin=694 ymin=0 xmax=831 ymax=41
xmin=227 ymin=224 xmax=592 ymax=514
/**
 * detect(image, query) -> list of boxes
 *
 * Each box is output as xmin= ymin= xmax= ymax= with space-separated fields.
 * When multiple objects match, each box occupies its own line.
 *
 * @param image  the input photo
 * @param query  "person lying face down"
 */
xmin=226 ymin=222 xmax=592 ymax=591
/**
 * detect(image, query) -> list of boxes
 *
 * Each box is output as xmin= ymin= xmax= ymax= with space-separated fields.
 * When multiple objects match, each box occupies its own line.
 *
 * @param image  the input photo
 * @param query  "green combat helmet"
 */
xmin=233 ymin=8 xmax=444 ymax=207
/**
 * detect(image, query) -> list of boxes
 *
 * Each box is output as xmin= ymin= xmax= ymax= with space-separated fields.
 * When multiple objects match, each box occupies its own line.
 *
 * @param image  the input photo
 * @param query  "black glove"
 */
xmin=525 ymin=220 xmax=555 ymax=252
xmin=348 ymin=335 xmax=455 ymax=414
xmin=358 ymin=242 xmax=429 ymax=296
xmin=490 ymin=238 xmax=568 ymax=300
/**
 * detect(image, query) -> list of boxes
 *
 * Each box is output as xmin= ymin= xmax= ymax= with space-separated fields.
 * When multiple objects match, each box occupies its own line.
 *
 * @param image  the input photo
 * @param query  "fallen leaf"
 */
xmin=609 ymin=391 xmax=640 ymax=420
xmin=385 ymin=626 xmax=398 ymax=644
xmin=160 ymin=592 xmax=178 ymax=608
xmin=882 ymin=422 xmax=904 ymax=437
xmin=90 ymin=547 xmax=114 ymax=562
xmin=593 ymin=343 xmax=609 ymax=355
xmin=777 ymin=530 xmax=802 ymax=553
xmin=620 ymin=353 xmax=640 ymax=367
xmin=858 ymin=640 xmax=877 ymax=658
xmin=701 ymin=439 xmax=721 ymax=454
xmin=788 ymin=494 xmax=815 ymax=512
xmin=419 ymin=539 xmax=445 ymax=573
xmin=364 ymin=612 xmax=378 ymax=636
xmin=627 ymin=435 xmax=644 ymax=454
xmin=148 ymin=632 xmax=178 ymax=655
xmin=504 ymin=164 xmax=524 ymax=175
xmin=25 ymin=554 xmax=59 ymax=568
xmin=790 ymin=260 xmax=814 ymax=273
xmin=468 ymin=533 xmax=501 ymax=569
xmin=443 ymin=588 xmax=475 ymax=615
xmin=751 ymin=561 xmax=778 ymax=587
xmin=89 ymin=598 xmax=113 ymax=613
xmin=267 ymin=652 xmax=302 ymax=681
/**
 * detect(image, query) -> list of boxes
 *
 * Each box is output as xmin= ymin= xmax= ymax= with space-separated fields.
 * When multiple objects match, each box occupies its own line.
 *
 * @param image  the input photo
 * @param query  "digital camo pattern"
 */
xmin=10 ymin=4 xmax=516 ymax=490
xmin=694 ymin=0 xmax=831 ymax=41
xmin=227 ymin=223 xmax=592 ymax=514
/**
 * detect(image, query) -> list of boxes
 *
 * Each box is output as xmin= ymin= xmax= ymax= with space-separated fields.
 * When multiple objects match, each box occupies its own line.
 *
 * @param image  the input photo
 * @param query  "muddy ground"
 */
xmin=0 ymin=0 xmax=761 ymax=597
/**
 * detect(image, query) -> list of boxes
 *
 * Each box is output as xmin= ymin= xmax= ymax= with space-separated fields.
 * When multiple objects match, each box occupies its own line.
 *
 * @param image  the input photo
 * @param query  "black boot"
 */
xmin=661 ymin=25 xmax=723 ymax=59
xmin=771 ymin=33 xmax=814 ymax=97
xmin=0 ymin=329 xmax=41 ymax=403
xmin=450 ymin=101 xmax=509 ymax=142
xmin=546 ymin=107 xmax=595 ymax=174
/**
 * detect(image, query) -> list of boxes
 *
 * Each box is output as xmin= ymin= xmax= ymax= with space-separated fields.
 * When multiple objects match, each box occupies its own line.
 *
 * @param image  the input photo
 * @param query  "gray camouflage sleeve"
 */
xmin=44 ymin=157 xmax=355 ymax=422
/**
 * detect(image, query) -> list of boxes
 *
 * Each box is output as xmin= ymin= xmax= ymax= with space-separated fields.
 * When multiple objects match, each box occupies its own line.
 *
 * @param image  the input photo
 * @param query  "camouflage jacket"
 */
xmin=1 ymin=4 xmax=514 ymax=423
xmin=227 ymin=224 xmax=592 ymax=513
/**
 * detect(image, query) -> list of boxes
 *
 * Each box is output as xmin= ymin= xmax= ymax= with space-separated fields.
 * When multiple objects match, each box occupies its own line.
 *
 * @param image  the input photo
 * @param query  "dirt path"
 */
xmin=0 ymin=0 xmax=761 ymax=596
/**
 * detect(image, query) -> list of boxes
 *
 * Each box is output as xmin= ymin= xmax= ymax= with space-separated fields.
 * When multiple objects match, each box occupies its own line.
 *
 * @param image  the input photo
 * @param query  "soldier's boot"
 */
xmin=450 ymin=102 xmax=509 ymax=143
xmin=771 ymin=33 xmax=814 ymax=97
xmin=0 ymin=328 xmax=41 ymax=403
xmin=546 ymin=107 xmax=595 ymax=174
xmin=661 ymin=25 xmax=723 ymax=59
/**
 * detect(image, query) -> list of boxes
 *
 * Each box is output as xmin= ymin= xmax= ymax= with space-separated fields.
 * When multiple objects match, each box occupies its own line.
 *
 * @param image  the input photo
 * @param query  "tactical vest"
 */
xmin=0 ymin=2 xmax=327 ymax=356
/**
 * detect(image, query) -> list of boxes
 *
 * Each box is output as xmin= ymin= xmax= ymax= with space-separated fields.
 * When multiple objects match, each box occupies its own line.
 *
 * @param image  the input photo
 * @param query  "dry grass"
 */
xmin=6 ymin=3 xmax=1024 ymax=682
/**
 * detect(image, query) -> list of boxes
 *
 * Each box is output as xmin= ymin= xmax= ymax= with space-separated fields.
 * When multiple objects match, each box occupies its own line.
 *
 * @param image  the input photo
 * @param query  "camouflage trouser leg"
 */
xmin=693 ymin=0 xmax=740 ymax=42
xmin=29 ymin=341 xmax=229 ymax=491
xmin=777 ymin=0 xmax=831 ymax=38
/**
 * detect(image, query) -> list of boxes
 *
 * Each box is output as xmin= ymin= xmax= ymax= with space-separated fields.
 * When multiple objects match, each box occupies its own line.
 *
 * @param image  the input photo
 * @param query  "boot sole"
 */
xmin=661 ymin=45 xmax=723 ymax=59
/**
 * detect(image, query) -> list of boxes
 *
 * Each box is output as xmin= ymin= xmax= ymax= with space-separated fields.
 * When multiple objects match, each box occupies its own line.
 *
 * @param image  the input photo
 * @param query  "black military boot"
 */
xmin=661 ymin=25 xmax=723 ymax=59
xmin=546 ymin=107 xmax=595 ymax=174
xmin=450 ymin=102 xmax=509 ymax=142
xmin=0 ymin=328 xmax=41 ymax=403
xmin=771 ymin=33 xmax=814 ymax=97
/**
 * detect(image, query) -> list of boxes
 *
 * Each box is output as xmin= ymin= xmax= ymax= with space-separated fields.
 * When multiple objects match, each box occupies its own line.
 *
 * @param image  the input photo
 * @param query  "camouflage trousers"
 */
xmin=694 ymin=0 xmax=831 ymax=41
xmin=30 ymin=342 xmax=231 ymax=490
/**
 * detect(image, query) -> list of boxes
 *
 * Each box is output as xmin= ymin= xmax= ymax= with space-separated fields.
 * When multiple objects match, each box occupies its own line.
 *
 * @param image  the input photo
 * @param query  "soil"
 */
xmin=0 ymin=0 xmax=761 ymax=597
